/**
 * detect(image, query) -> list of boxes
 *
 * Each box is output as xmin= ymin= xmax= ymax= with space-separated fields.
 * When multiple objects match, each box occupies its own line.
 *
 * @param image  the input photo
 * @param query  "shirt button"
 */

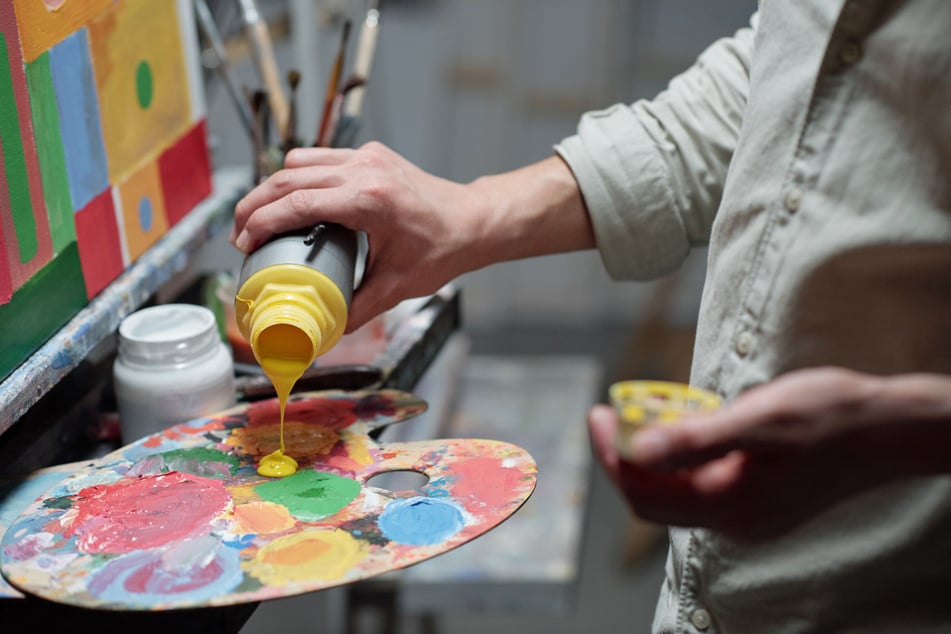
xmin=840 ymin=40 xmax=862 ymax=66
xmin=736 ymin=331 xmax=754 ymax=357
xmin=691 ymin=608 xmax=712 ymax=630
xmin=784 ymin=189 xmax=802 ymax=213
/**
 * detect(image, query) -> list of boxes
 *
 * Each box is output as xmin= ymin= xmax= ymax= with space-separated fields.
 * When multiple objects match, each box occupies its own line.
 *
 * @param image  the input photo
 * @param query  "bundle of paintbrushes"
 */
xmin=193 ymin=0 xmax=382 ymax=184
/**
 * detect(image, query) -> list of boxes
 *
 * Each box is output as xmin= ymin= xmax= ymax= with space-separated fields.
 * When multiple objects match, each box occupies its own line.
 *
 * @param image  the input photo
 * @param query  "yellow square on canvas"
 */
xmin=87 ymin=0 xmax=192 ymax=183
xmin=114 ymin=159 xmax=169 ymax=263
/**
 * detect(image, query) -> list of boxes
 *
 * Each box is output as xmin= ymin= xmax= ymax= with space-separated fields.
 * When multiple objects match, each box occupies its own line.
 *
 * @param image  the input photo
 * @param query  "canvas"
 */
xmin=0 ymin=0 xmax=212 ymax=380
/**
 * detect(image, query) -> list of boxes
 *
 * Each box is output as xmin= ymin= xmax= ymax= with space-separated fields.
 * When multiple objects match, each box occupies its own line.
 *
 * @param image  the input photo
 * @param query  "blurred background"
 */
xmin=186 ymin=1 xmax=757 ymax=632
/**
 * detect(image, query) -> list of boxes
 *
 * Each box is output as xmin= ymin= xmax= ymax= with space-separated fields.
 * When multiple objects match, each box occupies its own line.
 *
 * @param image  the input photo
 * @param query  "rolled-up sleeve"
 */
xmin=556 ymin=14 xmax=757 ymax=280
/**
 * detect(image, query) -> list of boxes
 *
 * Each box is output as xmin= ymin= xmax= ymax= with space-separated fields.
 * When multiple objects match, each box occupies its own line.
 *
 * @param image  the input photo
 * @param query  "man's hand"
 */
xmin=231 ymin=142 xmax=484 ymax=333
xmin=588 ymin=367 xmax=951 ymax=541
xmin=230 ymin=142 xmax=593 ymax=333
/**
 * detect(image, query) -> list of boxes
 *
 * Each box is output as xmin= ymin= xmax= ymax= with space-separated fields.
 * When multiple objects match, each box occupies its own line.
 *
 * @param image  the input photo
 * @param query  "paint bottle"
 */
xmin=113 ymin=304 xmax=236 ymax=443
xmin=233 ymin=224 xmax=357 ymax=477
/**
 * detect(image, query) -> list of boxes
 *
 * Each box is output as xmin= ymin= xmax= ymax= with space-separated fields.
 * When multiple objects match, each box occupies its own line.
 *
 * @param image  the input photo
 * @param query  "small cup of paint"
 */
xmin=608 ymin=380 xmax=721 ymax=460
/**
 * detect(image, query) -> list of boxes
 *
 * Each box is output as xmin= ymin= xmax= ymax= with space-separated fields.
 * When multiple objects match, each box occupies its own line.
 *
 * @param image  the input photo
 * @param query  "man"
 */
xmin=231 ymin=1 xmax=951 ymax=631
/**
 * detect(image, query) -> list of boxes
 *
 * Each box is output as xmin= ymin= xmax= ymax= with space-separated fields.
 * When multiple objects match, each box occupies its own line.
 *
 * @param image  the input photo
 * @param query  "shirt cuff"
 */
xmin=555 ymin=105 xmax=691 ymax=281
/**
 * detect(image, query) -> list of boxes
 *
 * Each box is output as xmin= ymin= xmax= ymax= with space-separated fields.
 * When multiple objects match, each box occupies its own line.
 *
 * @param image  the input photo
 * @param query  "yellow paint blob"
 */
xmin=244 ymin=529 xmax=368 ymax=585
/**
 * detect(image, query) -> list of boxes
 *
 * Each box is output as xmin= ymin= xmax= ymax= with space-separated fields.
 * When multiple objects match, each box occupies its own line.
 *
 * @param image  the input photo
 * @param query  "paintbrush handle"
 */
xmin=343 ymin=8 xmax=380 ymax=118
xmin=315 ymin=20 xmax=352 ymax=147
xmin=238 ymin=0 xmax=289 ymax=140
xmin=194 ymin=0 xmax=254 ymax=137
xmin=318 ymin=93 xmax=345 ymax=148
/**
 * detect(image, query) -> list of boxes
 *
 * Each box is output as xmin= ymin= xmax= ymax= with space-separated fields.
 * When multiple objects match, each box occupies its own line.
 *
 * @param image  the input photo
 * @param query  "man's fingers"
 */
xmin=628 ymin=395 xmax=778 ymax=470
xmin=234 ymin=186 xmax=357 ymax=254
xmin=232 ymin=165 xmax=348 ymax=243
xmin=282 ymin=147 xmax=353 ymax=169
xmin=587 ymin=405 xmax=622 ymax=485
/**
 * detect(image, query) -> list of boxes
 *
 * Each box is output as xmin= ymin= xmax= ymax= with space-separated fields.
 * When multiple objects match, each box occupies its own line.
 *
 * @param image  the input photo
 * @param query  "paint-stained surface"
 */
xmin=0 ymin=390 xmax=537 ymax=610
xmin=0 ymin=460 xmax=88 ymax=598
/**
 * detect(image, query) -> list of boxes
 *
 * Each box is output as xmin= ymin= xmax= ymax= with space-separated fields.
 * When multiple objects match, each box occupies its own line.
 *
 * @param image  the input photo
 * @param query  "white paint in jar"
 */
xmin=113 ymin=303 xmax=236 ymax=443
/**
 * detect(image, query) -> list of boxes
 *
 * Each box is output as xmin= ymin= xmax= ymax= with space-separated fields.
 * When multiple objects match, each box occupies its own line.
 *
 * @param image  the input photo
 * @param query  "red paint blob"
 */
xmin=247 ymin=397 xmax=357 ymax=431
xmin=448 ymin=457 xmax=524 ymax=513
xmin=64 ymin=472 xmax=230 ymax=554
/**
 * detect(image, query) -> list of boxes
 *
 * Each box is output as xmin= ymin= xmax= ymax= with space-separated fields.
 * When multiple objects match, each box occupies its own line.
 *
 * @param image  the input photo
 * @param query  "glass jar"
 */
xmin=113 ymin=303 xmax=236 ymax=443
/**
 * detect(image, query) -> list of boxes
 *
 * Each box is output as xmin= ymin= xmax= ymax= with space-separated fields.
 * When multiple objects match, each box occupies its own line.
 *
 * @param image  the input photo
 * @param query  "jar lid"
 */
xmin=118 ymin=304 xmax=221 ymax=367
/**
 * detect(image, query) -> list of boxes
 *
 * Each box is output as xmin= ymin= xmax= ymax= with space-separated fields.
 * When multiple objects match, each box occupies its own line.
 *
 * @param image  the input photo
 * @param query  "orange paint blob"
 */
xmin=233 ymin=501 xmax=296 ymax=535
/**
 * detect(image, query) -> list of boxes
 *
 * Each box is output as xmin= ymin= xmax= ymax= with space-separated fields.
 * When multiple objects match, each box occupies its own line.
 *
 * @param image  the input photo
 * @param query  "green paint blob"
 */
xmin=254 ymin=469 xmax=361 ymax=522
xmin=43 ymin=496 xmax=73 ymax=510
xmin=135 ymin=60 xmax=153 ymax=109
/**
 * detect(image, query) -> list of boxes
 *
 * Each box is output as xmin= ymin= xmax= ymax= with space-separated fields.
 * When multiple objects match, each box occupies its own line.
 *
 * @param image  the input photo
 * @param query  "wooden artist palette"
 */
xmin=0 ymin=389 xmax=537 ymax=610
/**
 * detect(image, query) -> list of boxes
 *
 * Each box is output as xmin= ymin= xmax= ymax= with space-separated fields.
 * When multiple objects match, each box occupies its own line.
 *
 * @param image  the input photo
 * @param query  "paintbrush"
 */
xmin=315 ymin=19 xmax=352 ymax=148
xmin=282 ymin=69 xmax=302 ymax=153
xmin=330 ymin=76 xmax=367 ymax=148
xmin=248 ymin=89 xmax=265 ymax=183
xmin=236 ymin=0 xmax=289 ymax=141
xmin=194 ymin=0 xmax=254 ymax=139
xmin=254 ymin=90 xmax=284 ymax=180
xmin=343 ymin=0 xmax=382 ymax=120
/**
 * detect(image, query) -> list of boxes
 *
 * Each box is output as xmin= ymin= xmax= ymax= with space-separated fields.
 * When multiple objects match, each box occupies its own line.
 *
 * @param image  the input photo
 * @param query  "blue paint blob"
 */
xmin=138 ymin=196 xmax=153 ymax=231
xmin=50 ymin=349 xmax=74 ymax=369
xmin=377 ymin=496 xmax=465 ymax=546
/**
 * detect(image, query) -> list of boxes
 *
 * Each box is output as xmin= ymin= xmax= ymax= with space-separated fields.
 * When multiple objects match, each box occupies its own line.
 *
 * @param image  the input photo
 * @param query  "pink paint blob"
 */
xmin=448 ymin=457 xmax=524 ymax=513
xmin=64 ymin=472 xmax=230 ymax=554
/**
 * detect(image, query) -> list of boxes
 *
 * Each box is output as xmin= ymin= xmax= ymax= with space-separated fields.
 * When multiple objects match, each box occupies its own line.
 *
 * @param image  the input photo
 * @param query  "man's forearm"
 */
xmin=463 ymin=155 xmax=596 ymax=270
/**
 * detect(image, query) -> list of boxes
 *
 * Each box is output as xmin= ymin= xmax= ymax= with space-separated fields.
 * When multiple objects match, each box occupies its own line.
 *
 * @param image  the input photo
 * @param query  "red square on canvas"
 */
xmin=158 ymin=121 xmax=212 ymax=227
xmin=74 ymin=189 xmax=124 ymax=299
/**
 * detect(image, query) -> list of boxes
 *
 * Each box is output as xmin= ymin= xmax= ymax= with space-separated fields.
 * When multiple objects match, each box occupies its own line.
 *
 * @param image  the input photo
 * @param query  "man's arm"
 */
xmin=557 ymin=14 xmax=757 ymax=280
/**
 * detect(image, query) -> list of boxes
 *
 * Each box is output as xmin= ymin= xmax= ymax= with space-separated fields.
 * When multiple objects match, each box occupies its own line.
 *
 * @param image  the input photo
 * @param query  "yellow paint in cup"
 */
xmin=608 ymin=380 xmax=721 ymax=460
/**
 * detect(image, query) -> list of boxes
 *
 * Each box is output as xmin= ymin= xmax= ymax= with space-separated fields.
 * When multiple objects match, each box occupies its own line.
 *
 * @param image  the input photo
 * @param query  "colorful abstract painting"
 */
xmin=0 ymin=0 xmax=211 ymax=380
xmin=0 ymin=390 xmax=537 ymax=610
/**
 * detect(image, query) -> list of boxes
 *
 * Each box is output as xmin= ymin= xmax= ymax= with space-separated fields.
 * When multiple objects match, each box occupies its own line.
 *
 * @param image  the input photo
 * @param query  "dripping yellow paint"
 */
xmin=234 ymin=263 xmax=350 ymax=478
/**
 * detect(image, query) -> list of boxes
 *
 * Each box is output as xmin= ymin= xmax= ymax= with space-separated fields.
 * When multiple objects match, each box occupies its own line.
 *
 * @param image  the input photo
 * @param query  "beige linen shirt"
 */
xmin=557 ymin=1 xmax=951 ymax=632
